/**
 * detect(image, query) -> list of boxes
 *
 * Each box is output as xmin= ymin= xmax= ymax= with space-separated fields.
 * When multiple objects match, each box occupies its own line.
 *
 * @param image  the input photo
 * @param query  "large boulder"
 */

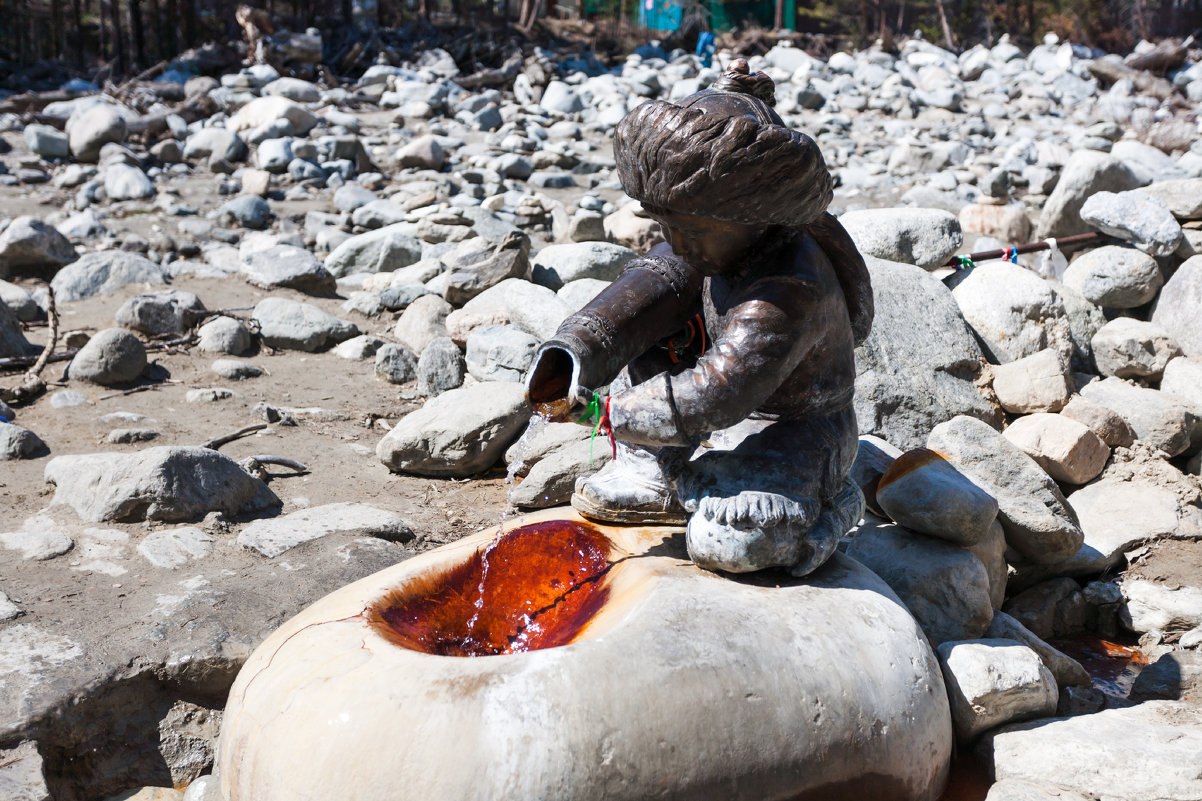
xmin=218 ymin=510 xmax=953 ymax=801
xmin=530 ymin=241 xmax=636 ymax=290
xmin=226 ymin=96 xmax=318 ymax=136
xmin=989 ymin=349 xmax=1071 ymax=414
xmin=103 ymin=163 xmax=156 ymax=200
xmin=1002 ymin=414 xmax=1109 ymax=486
xmin=937 ymin=639 xmax=1057 ymax=741
xmin=874 ymin=448 xmax=999 ymax=545
xmin=44 ymin=446 xmax=279 ymax=522
xmin=1152 ymin=255 xmax=1202 ymax=358
xmin=0 ymin=216 xmax=77 ymax=279
xmin=324 ymin=224 xmax=423 ymax=278
xmin=980 ymin=702 xmax=1202 ymax=800
xmin=0 ymin=424 xmax=49 ymax=461
xmin=68 ymin=104 xmax=127 ymax=162
xmin=927 ymin=416 xmax=1083 ymax=565
xmin=183 ymin=127 xmax=247 ymax=163
xmin=1079 ymin=190 xmax=1183 ymax=257
xmin=1079 ymin=377 xmax=1196 ymax=457
xmin=844 ymin=514 xmax=994 ymax=644
xmin=24 ymin=123 xmax=70 ymax=158
xmin=1090 ymin=317 xmax=1181 ymax=380
xmin=838 ymin=208 xmax=962 ymax=270
xmin=241 ymin=245 xmax=335 ymax=295
xmin=1035 ymin=151 xmax=1142 ymax=240
xmin=951 ymin=262 xmax=1072 ymax=364
xmin=465 ymin=325 xmax=539 ymax=382
xmin=115 ymin=291 xmax=207 ymax=337
xmin=50 ymin=251 xmax=169 ymax=302
xmin=261 ymin=77 xmax=321 ymax=103
xmin=1062 ymin=477 xmax=1193 ymax=575
xmin=854 ymin=257 xmax=1001 ymax=450
xmin=464 ymin=278 xmax=571 ymax=342
xmin=376 ymin=381 xmax=528 ymax=476
xmin=0 ymin=301 xmax=35 ymax=359
xmin=252 ymin=298 xmax=358 ymax=352
xmin=443 ymin=233 xmax=531 ymax=305
xmin=68 ymin=328 xmax=147 ymax=387
xmin=1061 ymin=245 xmax=1162 ymax=309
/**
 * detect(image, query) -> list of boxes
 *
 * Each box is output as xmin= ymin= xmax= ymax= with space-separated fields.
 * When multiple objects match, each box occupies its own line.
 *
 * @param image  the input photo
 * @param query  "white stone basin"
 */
xmin=218 ymin=508 xmax=952 ymax=800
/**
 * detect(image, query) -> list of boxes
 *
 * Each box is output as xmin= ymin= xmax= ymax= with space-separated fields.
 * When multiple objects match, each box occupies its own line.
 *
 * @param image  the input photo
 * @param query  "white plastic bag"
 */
xmin=1036 ymin=238 xmax=1068 ymax=281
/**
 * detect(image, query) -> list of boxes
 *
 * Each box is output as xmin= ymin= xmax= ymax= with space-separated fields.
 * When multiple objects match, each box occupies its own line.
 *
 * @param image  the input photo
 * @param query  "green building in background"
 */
xmin=636 ymin=0 xmax=795 ymax=34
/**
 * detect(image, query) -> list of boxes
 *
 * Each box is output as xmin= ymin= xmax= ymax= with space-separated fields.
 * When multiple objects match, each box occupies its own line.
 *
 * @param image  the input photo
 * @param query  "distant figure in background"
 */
xmin=235 ymin=4 xmax=274 ymax=65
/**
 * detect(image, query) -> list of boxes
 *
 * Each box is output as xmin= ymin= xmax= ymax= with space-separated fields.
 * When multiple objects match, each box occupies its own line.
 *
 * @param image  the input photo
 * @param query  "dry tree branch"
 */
xmin=202 ymin=423 xmax=269 ymax=451
xmin=0 ymin=286 xmax=59 ymax=405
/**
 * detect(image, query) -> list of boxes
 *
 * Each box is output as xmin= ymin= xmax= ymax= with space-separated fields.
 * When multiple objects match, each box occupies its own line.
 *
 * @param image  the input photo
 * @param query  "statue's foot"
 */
xmin=685 ymin=492 xmax=819 ymax=573
xmin=572 ymin=460 xmax=689 ymax=525
xmin=789 ymin=480 xmax=865 ymax=578
xmin=684 ymin=481 xmax=865 ymax=575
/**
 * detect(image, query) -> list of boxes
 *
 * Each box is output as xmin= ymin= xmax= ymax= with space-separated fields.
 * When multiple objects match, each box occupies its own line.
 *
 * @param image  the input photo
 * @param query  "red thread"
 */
xmin=600 ymin=396 xmax=616 ymax=459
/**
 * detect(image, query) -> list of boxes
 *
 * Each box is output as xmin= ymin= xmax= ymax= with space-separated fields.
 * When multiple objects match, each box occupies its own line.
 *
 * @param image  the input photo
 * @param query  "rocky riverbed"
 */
xmin=2 ymin=29 xmax=1202 ymax=801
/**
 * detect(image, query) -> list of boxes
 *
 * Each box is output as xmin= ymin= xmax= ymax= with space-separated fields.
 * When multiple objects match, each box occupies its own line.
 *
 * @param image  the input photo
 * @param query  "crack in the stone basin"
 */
xmin=502 ymin=553 xmax=633 ymax=651
xmin=235 ymin=613 xmax=366 ymax=706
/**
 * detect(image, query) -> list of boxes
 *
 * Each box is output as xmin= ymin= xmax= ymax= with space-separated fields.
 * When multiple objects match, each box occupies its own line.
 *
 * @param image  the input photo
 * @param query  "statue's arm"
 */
xmin=608 ymin=276 xmax=819 ymax=446
xmin=526 ymin=253 xmax=702 ymax=409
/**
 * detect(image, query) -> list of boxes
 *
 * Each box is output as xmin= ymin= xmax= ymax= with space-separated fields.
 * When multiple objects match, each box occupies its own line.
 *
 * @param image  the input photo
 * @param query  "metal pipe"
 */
xmin=943 ymin=231 xmax=1112 ymax=268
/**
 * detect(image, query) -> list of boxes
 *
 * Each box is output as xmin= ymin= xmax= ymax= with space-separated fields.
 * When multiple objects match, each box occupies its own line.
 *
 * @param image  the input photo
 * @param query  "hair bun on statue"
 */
xmin=710 ymin=57 xmax=777 ymax=107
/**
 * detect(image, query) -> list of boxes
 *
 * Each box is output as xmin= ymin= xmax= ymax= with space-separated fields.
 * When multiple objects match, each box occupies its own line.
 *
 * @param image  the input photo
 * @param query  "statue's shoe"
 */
xmin=572 ymin=463 xmax=688 ymax=525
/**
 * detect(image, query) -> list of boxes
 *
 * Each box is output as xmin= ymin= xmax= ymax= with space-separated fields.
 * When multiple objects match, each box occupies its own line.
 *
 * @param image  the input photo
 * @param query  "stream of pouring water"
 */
xmin=464 ymin=411 xmax=554 ymax=644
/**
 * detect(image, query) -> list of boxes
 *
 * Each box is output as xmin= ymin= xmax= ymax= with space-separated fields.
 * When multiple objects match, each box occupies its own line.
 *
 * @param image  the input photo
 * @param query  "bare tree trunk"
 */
xmin=14 ymin=0 xmax=27 ymax=66
xmin=130 ymin=0 xmax=145 ymax=68
xmin=895 ymin=0 xmax=905 ymax=33
xmin=147 ymin=0 xmax=162 ymax=62
xmin=107 ymin=0 xmax=126 ymax=76
xmin=50 ymin=0 xmax=64 ymax=62
xmin=518 ymin=0 xmax=539 ymax=30
xmin=73 ymin=0 xmax=84 ymax=67
xmin=182 ymin=0 xmax=196 ymax=50
xmin=98 ymin=0 xmax=109 ymax=67
xmin=775 ymin=0 xmax=784 ymax=29
xmin=935 ymin=0 xmax=955 ymax=49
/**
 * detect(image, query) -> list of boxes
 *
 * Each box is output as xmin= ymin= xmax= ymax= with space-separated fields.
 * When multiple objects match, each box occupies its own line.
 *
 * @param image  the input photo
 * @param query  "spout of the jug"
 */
xmin=525 ymin=341 xmax=590 ymax=415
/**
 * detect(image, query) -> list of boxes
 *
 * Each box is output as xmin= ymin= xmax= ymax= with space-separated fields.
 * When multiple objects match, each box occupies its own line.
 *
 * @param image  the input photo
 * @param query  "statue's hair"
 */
xmin=710 ymin=66 xmax=777 ymax=106
xmin=613 ymin=100 xmax=833 ymax=229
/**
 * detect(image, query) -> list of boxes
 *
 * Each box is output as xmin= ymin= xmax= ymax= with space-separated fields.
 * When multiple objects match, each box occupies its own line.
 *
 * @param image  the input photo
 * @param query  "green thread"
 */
xmin=575 ymin=392 xmax=611 ymax=466
xmin=577 ymin=393 xmax=601 ymax=426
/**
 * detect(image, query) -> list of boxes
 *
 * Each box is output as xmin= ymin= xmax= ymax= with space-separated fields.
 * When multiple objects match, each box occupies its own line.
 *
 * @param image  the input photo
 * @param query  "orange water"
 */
xmin=366 ymin=519 xmax=614 ymax=656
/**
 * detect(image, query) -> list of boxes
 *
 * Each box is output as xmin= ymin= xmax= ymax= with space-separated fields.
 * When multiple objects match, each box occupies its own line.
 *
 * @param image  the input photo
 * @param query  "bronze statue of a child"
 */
xmin=526 ymin=59 xmax=873 ymax=576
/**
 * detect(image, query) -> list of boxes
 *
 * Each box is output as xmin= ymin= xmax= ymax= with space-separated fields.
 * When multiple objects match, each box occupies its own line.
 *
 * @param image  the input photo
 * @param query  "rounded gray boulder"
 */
xmin=69 ymin=328 xmax=147 ymax=387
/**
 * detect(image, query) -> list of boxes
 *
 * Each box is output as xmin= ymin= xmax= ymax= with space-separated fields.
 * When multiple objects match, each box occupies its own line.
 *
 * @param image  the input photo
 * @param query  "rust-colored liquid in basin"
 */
xmin=366 ymin=520 xmax=614 ymax=657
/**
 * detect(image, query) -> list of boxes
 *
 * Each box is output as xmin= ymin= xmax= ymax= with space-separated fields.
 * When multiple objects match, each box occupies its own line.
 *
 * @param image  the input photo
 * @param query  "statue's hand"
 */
xmin=573 ymin=392 xmax=611 ymax=431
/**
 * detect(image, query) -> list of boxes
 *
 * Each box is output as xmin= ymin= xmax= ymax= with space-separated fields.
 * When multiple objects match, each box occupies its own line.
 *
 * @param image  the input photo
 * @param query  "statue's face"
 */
xmin=650 ymin=210 xmax=767 ymax=276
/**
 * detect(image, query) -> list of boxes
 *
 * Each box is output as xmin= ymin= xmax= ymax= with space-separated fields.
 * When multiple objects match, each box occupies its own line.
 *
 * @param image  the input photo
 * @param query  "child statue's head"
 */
xmin=614 ymin=59 xmax=835 ymax=274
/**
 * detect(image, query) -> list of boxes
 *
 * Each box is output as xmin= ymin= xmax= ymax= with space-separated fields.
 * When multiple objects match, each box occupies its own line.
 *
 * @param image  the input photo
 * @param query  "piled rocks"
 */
xmin=0 ymin=28 xmax=1200 ymax=801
